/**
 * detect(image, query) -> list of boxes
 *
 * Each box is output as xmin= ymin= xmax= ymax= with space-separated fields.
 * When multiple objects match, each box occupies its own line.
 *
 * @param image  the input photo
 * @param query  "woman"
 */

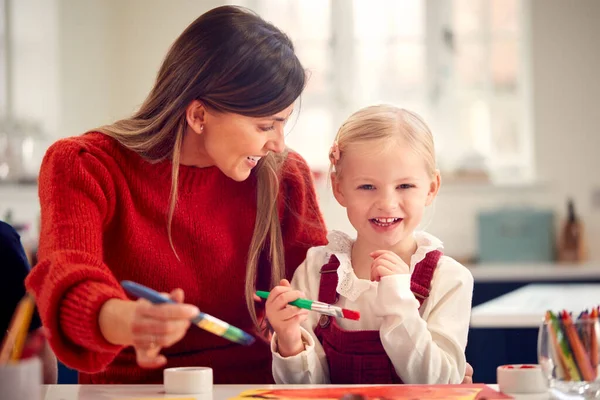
xmin=25 ymin=5 xmax=327 ymax=384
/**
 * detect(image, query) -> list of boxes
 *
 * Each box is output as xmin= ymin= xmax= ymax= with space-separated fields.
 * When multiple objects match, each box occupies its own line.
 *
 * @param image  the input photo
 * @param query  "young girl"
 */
xmin=265 ymin=105 xmax=474 ymax=384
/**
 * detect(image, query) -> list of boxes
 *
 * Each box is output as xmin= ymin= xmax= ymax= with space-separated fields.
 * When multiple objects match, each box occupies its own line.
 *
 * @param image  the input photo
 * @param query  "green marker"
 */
xmin=256 ymin=290 xmax=360 ymax=320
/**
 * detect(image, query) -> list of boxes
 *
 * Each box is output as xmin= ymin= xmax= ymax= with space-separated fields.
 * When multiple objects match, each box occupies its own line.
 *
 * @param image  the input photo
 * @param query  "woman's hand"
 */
xmin=265 ymin=279 xmax=308 ymax=357
xmin=99 ymin=288 xmax=199 ymax=368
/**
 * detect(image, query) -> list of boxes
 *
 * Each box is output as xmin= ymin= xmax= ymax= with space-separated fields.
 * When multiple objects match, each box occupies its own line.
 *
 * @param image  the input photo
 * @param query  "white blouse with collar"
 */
xmin=271 ymin=230 xmax=474 ymax=385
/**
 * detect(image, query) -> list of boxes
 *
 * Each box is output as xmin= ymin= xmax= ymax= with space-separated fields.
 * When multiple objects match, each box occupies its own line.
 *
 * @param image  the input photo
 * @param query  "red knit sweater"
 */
xmin=25 ymin=133 xmax=327 ymax=384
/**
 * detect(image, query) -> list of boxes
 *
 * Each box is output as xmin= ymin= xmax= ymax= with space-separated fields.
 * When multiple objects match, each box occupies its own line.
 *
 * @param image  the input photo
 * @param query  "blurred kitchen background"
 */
xmin=1 ymin=0 xmax=599 ymax=384
xmin=1 ymin=0 xmax=599 ymax=266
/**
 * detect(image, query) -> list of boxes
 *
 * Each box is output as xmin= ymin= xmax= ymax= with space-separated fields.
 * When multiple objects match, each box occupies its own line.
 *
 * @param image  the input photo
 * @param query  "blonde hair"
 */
xmin=92 ymin=6 xmax=305 ymax=330
xmin=330 ymin=105 xmax=437 ymax=179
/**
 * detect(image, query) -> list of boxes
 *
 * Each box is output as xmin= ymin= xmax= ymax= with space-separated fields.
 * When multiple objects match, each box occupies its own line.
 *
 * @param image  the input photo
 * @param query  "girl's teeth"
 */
xmin=375 ymin=218 xmax=398 ymax=223
xmin=247 ymin=156 xmax=261 ymax=162
xmin=371 ymin=217 xmax=400 ymax=227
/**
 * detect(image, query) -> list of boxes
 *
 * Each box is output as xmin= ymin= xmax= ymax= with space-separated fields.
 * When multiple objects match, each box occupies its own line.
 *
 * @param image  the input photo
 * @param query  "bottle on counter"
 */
xmin=557 ymin=198 xmax=587 ymax=263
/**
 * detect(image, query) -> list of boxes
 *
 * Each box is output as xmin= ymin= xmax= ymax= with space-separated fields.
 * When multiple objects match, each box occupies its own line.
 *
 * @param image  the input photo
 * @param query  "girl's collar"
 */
xmin=323 ymin=230 xmax=444 ymax=301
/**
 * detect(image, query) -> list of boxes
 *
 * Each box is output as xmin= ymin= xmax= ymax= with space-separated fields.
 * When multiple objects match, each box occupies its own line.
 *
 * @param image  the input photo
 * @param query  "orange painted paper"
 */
xmin=229 ymin=384 xmax=511 ymax=400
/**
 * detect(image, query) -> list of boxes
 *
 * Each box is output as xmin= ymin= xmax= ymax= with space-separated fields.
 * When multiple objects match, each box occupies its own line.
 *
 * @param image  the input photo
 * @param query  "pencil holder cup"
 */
xmin=538 ymin=319 xmax=600 ymax=398
xmin=0 ymin=356 xmax=42 ymax=400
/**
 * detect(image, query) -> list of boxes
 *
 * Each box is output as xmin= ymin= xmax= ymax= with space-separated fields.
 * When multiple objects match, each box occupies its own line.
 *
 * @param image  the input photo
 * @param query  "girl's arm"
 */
xmin=377 ymin=257 xmax=474 ymax=384
xmin=271 ymin=249 xmax=331 ymax=384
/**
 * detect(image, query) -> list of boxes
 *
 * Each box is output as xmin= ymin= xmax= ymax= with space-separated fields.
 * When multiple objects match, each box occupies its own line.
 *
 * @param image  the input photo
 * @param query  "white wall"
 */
xmin=531 ymin=0 xmax=600 ymax=257
xmin=2 ymin=0 xmax=600 ymax=262
xmin=56 ymin=0 xmax=224 ymax=137
xmin=8 ymin=0 xmax=59 ymax=135
xmin=56 ymin=0 xmax=114 ymax=137
xmin=109 ymin=0 xmax=225 ymax=119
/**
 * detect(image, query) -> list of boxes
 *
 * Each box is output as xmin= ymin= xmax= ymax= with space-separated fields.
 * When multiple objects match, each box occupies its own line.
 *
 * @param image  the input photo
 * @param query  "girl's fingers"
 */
xmin=273 ymin=290 xmax=304 ymax=310
xmin=371 ymin=252 xmax=409 ymax=275
xmin=279 ymin=279 xmax=291 ymax=287
xmin=278 ymin=307 xmax=308 ymax=322
xmin=267 ymin=285 xmax=293 ymax=305
xmin=372 ymin=266 xmax=394 ymax=281
xmin=372 ymin=251 xmax=403 ymax=264
xmin=370 ymin=251 xmax=407 ymax=270
xmin=371 ymin=259 xmax=398 ymax=273
xmin=370 ymin=250 xmax=391 ymax=258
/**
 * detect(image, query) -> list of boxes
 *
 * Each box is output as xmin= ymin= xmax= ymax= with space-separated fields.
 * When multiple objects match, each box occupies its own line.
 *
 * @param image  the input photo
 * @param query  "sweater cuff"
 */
xmin=60 ymin=280 xmax=127 ymax=354
xmin=375 ymin=274 xmax=418 ymax=317
xmin=271 ymin=327 xmax=315 ymax=371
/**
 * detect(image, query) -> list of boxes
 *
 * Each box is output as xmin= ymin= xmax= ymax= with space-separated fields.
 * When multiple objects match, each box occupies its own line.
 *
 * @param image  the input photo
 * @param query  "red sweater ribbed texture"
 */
xmin=25 ymin=133 xmax=327 ymax=384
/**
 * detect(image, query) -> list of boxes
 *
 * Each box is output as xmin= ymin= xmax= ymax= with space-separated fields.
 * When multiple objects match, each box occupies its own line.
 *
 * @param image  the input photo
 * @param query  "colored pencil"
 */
xmin=255 ymin=290 xmax=360 ymax=321
xmin=577 ymin=313 xmax=591 ymax=360
xmin=590 ymin=307 xmax=598 ymax=378
xmin=546 ymin=311 xmax=567 ymax=380
xmin=562 ymin=310 xmax=595 ymax=381
xmin=121 ymin=281 xmax=255 ymax=346
xmin=548 ymin=310 xmax=581 ymax=381
xmin=0 ymin=294 xmax=36 ymax=364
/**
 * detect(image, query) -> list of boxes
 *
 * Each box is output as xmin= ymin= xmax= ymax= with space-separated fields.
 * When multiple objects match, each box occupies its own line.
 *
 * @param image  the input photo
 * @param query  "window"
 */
xmin=0 ymin=0 xmax=7 ymax=116
xmin=0 ymin=0 xmax=8 ymax=180
xmin=232 ymin=0 xmax=532 ymax=183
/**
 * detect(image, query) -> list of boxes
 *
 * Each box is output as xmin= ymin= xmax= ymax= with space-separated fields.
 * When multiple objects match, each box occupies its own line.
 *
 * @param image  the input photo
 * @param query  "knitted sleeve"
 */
xmin=25 ymin=138 xmax=128 ymax=372
xmin=279 ymin=151 xmax=328 ymax=280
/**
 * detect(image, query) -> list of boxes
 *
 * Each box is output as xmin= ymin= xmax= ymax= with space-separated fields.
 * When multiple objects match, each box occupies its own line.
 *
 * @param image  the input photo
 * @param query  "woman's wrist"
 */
xmin=98 ymin=298 xmax=136 ymax=346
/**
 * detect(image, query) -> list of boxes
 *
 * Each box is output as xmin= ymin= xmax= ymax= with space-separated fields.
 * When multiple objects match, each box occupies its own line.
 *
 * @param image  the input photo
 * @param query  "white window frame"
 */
xmin=0 ymin=0 xmax=8 ymax=116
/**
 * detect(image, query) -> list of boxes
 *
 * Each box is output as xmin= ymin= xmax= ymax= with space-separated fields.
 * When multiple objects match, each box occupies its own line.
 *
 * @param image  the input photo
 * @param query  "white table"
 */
xmin=40 ymin=384 xmax=553 ymax=400
xmin=468 ymin=264 xmax=600 ymax=282
xmin=470 ymin=283 xmax=600 ymax=328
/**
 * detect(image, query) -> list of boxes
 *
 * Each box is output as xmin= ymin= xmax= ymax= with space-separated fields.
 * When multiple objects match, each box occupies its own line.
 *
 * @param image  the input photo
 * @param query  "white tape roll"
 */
xmin=497 ymin=364 xmax=547 ymax=394
xmin=164 ymin=366 xmax=213 ymax=395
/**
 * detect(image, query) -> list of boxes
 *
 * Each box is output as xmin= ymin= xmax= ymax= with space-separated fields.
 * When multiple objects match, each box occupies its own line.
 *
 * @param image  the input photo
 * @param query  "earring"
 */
xmin=200 ymin=125 xmax=204 ymax=132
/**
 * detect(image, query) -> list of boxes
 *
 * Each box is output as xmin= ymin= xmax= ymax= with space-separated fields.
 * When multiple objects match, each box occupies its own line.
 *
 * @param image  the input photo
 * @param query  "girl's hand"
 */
xmin=99 ymin=289 xmax=199 ymax=369
xmin=265 ymin=279 xmax=308 ymax=357
xmin=370 ymin=250 xmax=410 ymax=282
xmin=462 ymin=362 xmax=474 ymax=384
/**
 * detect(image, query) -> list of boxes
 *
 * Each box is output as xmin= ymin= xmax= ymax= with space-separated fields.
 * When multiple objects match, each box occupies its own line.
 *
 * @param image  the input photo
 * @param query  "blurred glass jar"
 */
xmin=16 ymin=121 xmax=48 ymax=184
xmin=0 ymin=118 xmax=16 ymax=182
xmin=538 ymin=315 xmax=600 ymax=398
xmin=0 ymin=118 xmax=49 ymax=184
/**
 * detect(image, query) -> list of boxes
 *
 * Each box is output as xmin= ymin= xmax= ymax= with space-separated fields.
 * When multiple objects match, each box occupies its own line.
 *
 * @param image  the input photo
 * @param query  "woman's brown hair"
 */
xmin=92 ymin=5 xmax=305 ymax=328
